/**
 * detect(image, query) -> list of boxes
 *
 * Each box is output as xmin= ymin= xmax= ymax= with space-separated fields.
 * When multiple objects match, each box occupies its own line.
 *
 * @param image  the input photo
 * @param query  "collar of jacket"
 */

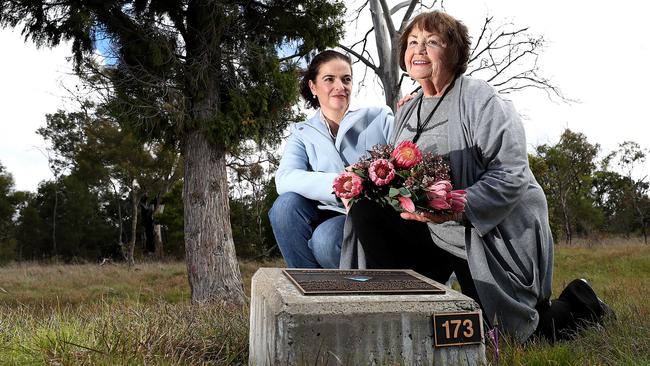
xmin=307 ymin=105 xmax=361 ymax=141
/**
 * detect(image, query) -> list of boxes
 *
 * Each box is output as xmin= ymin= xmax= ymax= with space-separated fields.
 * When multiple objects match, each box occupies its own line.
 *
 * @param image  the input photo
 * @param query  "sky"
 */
xmin=1 ymin=0 xmax=649 ymax=192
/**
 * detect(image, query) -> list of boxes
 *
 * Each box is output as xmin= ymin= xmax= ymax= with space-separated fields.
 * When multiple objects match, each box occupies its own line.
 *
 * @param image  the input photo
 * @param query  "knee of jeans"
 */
xmin=309 ymin=236 xmax=341 ymax=267
xmin=310 ymin=223 xmax=343 ymax=253
xmin=269 ymin=192 xmax=305 ymax=222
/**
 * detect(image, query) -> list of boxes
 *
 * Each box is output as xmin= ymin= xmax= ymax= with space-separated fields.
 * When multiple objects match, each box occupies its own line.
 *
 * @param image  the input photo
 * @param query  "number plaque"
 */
xmin=432 ymin=311 xmax=483 ymax=347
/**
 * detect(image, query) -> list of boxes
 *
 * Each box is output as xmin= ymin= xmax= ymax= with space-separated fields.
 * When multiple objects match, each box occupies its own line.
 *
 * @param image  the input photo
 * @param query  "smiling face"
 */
xmin=308 ymin=58 xmax=352 ymax=119
xmin=404 ymin=26 xmax=454 ymax=83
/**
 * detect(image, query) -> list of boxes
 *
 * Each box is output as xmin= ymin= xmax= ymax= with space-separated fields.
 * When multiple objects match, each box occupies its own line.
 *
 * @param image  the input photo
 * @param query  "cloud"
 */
xmin=0 ymin=29 xmax=79 ymax=192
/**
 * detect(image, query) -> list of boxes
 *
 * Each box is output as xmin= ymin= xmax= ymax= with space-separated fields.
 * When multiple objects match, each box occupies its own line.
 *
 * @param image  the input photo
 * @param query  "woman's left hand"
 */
xmin=400 ymin=211 xmax=456 ymax=224
xmin=396 ymin=93 xmax=416 ymax=109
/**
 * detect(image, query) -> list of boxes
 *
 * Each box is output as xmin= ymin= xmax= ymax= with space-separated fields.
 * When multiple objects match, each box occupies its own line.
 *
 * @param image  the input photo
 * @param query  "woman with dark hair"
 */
xmin=269 ymin=50 xmax=394 ymax=269
xmin=340 ymin=11 xmax=611 ymax=342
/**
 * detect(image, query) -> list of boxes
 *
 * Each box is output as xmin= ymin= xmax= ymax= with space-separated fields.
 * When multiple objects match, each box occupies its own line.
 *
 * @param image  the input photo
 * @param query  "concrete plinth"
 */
xmin=249 ymin=268 xmax=486 ymax=365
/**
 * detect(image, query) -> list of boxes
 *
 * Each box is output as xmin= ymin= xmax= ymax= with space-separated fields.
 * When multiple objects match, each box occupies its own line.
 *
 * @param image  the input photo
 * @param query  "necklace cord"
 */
xmin=412 ymin=80 xmax=454 ymax=143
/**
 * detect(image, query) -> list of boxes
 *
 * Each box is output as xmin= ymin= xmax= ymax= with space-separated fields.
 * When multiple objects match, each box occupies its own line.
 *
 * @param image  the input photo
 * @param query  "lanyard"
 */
xmin=412 ymin=82 xmax=453 ymax=144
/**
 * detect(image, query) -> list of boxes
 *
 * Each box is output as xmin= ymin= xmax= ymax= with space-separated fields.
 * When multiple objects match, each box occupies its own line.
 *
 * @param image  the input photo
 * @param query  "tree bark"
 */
xmin=52 ymin=187 xmax=58 ymax=257
xmin=153 ymin=202 xmax=164 ymax=258
xmin=126 ymin=181 xmax=139 ymax=266
xmin=110 ymin=181 xmax=125 ymax=247
xmin=182 ymin=130 xmax=246 ymax=305
xmin=369 ymin=0 xmax=402 ymax=109
xmin=560 ymin=190 xmax=572 ymax=245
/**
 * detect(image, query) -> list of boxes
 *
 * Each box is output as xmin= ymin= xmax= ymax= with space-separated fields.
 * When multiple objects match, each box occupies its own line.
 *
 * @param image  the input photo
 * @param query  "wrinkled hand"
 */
xmin=400 ymin=211 xmax=456 ymax=224
xmin=396 ymin=93 xmax=416 ymax=109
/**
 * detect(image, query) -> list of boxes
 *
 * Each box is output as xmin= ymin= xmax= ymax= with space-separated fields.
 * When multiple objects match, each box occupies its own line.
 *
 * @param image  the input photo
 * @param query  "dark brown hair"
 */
xmin=398 ymin=11 xmax=471 ymax=77
xmin=299 ymin=50 xmax=352 ymax=109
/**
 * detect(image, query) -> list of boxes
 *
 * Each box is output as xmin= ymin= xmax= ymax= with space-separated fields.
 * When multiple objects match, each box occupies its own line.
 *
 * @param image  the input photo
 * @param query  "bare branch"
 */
xmin=390 ymin=0 xmax=413 ymax=15
xmin=469 ymin=27 xmax=529 ymax=64
xmin=339 ymin=44 xmax=379 ymax=73
xmin=349 ymin=27 xmax=375 ymax=50
xmin=398 ymin=0 xmax=419 ymax=33
xmin=348 ymin=0 xmax=370 ymax=29
xmin=469 ymin=17 xmax=492 ymax=59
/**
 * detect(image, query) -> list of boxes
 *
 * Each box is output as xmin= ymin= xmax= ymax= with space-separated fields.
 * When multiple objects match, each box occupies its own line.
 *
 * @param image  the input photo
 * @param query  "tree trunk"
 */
xmin=561 ymin=196 xmax=572 ymax=245
xmin=140 ymin=196 xmax=156 ymax=254
xmin=153 ymin=202 xmax=165 ymax=258
xmin=126 ymin=182 xmax=139 ymax=266
xmin=369 ymin=0 xmax=402 ymax=109
xmin=52 ymin=186 xmax=58 ymax=257
xmin=182 ymin=130 xmax=246 ymax=305
xmin=111 ymin=181 xmax=125 ymax=248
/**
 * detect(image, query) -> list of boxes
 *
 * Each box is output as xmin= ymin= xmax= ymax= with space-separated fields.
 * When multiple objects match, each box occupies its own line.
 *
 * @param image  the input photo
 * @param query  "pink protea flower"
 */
xmin=429 ymin=197 xmax=451 ymax=210
xmin=368 ymin=159 xmax=395 ymax=186
xmin=398 ymin=196 xmax=416 ymax=213
xmin=426 ymin=180 xmax=453 ymax=200
xmin=333 ymin=172 xmax=363 ymax=199
xmin=447 ymin=190 xmax=467 ymax=213
xmin=391 ymin=141 xmax=423 ymax=169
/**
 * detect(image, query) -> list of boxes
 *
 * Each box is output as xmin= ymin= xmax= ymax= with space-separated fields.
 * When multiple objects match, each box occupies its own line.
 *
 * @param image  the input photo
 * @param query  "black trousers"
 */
xmin=347 ymin=199 xmax=481 ymax=305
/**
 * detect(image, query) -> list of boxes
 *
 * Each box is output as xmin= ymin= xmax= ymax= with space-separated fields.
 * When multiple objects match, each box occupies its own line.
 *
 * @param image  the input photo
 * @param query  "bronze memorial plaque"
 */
xmin=283 ymin=269 xmax=446 ymax=295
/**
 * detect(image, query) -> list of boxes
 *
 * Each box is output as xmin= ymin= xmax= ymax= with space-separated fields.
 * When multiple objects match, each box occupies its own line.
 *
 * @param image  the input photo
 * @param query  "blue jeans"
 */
xmin=269 ymin=192 xmax=345 ymax=268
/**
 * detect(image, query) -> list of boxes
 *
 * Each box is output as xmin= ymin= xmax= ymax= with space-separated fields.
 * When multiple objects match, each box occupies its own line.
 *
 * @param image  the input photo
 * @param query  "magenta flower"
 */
xmin=333 ymin=172 xmax=363 ymax=199
xmin=398 ymin=196 xmax=416 ymax=213
xmin=426 ymin=180 xmax=453 ymax=200
xmin=368 ymin=159 xmax=395 ymax=186
xmin=429 ymin=197 xmax=451 ymax=210
xmin=447 ymin=190 xmax=467 ymax=213
xmin=391 ymin=141 xmax=423 ymax=169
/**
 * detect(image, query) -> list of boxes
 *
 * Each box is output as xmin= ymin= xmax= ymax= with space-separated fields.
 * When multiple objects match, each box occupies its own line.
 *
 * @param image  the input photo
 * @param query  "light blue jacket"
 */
xmin=275 ymin=106 xmax=394 ymax=210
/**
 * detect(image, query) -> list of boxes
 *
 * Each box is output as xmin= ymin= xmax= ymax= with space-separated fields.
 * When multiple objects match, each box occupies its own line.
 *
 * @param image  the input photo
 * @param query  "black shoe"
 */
xmin=559 ymin=278 xmax=612 ymax=326
xmin=580 ymin=279 xmax=617 ymax=322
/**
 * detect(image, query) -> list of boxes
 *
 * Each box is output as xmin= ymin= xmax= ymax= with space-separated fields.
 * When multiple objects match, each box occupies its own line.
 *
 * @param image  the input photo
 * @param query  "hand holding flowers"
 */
xmin=332 ymin=141 xmax=467 ymax=222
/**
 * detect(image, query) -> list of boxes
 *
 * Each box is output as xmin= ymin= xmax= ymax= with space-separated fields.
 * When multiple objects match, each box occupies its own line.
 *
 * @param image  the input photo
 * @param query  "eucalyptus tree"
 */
xmin=602 ymin=142 xmax=649 ymax=243
xmin=1 ymin=0 xmax=345 ymax=304
xmin=533 ymin=129 xmax=601 ymax=244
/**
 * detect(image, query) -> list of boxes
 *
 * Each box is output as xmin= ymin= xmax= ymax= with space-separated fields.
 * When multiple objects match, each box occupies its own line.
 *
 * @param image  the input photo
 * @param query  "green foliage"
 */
xmin=593 ymin=170 xmax=637 ymax=234
xmin=600 ymin=141 xmax=650 ymax=241
xmin=155 ymin=181 xmax=185 ymax=258
xmin=157 ymin=179 xmax=280 ymax=260
xmin=531 ymin=129 xmax=602 ymax=242
xmin=15 ymin=175 xmax=119 ymax=262
xmin=33 ymin=106 xmax=182 ymax=262
xmin=37 ymin=110 xmax=88 ymax=176
xmin=0 ymin=163 xmax=19 ymax=263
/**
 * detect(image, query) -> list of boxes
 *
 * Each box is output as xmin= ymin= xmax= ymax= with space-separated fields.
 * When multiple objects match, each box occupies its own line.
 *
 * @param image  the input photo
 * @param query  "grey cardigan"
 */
xmin=340 ymin=75 xmax=554 ymax=342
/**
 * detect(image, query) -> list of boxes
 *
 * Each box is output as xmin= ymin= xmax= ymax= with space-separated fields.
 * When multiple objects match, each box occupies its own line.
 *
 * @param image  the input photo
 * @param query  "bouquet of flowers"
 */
xmin=332 ymin=141 xmax=467 ymax=216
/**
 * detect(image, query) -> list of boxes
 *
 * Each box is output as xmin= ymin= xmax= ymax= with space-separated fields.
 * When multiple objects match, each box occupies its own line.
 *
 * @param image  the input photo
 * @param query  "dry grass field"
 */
xmin=0 ymin=240 xmax=648 ymax=365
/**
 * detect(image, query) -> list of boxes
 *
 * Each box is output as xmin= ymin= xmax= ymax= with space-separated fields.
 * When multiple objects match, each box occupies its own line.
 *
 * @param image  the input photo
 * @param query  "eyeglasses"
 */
xmin=406 ymin=39 xmax=445 ymax=49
